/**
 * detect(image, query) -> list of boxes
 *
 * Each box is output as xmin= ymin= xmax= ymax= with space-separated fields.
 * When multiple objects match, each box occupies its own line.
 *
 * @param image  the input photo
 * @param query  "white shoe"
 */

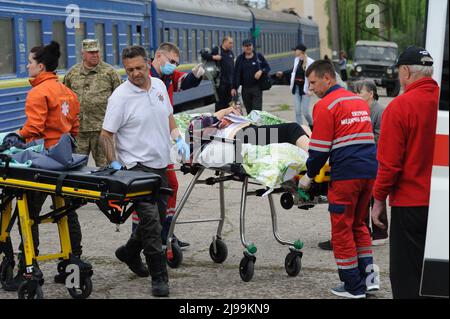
xmin=331 ymin=285 xmax=366 ymax=299
xmin=366 ymin=283 xmax=380 ymax=295
xmin=372 ymin=238 xmax=388 ymax=246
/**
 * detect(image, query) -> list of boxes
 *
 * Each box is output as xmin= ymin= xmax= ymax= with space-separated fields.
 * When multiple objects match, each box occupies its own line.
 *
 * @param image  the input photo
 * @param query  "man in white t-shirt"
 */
xmin=99 ymin=45 xmax=189 ymax=297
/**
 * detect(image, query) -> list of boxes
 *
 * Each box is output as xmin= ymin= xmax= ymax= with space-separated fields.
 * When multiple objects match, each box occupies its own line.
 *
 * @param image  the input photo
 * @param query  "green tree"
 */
xmin=326 ymin=0 xmax=427 ymax=58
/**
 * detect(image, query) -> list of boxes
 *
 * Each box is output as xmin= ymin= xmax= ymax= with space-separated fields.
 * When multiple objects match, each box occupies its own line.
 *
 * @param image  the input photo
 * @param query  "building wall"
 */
xmin=271 ymin=0 xmax=332 ymax=58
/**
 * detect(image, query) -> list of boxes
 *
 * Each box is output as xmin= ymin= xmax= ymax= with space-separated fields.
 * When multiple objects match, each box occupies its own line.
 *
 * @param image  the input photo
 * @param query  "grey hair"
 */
xmin=354 ymin=79 xmax=379 ymax=100
xmin=408 ymin=65 xmax=434 ymax=77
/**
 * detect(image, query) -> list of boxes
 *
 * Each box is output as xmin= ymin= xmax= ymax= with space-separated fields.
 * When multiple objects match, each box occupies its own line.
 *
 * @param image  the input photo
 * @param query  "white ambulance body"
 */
xmin=420 ymin=0 xmax=449 ymax=298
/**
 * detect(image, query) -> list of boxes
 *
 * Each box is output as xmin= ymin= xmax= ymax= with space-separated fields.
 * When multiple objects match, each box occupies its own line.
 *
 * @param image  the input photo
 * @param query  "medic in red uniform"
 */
xmin=299 ymin=60 xmax=378 ymax=299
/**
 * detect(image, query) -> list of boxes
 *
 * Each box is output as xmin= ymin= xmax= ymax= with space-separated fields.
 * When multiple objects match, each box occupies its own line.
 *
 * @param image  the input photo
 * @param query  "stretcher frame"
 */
xmin=0 ymin=159 xmax=165 ymax=299
xmin=166 ymin=160 xmax=330 ymax=282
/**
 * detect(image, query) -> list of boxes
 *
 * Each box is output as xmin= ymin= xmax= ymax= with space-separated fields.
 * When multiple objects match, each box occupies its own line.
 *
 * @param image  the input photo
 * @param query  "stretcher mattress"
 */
xmin=0 ymin=166 xmax=161 ymax=199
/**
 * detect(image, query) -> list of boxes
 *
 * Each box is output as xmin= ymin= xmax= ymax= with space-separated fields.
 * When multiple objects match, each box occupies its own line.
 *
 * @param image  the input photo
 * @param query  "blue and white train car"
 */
xmin=0 ymin=0 xmax=320 ymax=132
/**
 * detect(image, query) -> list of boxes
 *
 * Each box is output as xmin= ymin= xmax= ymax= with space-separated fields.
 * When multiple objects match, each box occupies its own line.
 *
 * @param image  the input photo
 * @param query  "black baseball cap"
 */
xmin=293 ymin=44 xmax=307 ymax=52
xmin=242 ymin=39 xmax=253 ymax=46
xmin=396 ymin=46 xmax=434 ymax=67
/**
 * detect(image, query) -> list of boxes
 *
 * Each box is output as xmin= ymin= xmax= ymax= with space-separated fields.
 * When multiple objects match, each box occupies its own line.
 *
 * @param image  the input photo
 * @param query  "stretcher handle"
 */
xmin=108 ymin=200 xmax=123 ymax=213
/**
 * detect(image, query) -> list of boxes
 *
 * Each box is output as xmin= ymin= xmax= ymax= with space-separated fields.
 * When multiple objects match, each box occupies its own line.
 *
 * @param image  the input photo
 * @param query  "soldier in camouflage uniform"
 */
xmin=64 ymin=39 xmax=122 ymax=167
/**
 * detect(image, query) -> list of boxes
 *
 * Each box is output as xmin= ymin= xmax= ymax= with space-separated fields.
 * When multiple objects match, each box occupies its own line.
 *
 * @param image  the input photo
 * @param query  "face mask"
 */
xmin=161 ymin=62 xmax=176 ymax=75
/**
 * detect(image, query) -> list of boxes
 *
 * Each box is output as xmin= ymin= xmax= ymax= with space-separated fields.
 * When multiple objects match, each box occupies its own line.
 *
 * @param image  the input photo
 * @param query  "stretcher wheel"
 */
xmin=239 ymin=256 xmax=255 ymax=282
xmin=284 ymin=252 xmax=302 ymax=277
xmin=209 ymin=239 xmax=228 ymax=263
xmin=17 ymin=281 xmax=44 ymax=299
xmin=280 ymin=193 xmax=294 ymax=210
xmin=167 ymin=243 xmax=183 ymax=269
xmin=67 ymin=276 xmax=93 ymax=299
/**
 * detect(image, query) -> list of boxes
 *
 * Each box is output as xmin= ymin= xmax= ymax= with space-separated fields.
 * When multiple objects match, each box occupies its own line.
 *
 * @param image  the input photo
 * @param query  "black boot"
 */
xmin=115 ymin=239 xmax=149 ymax=277
xmin=146 ymin=253 xmax=169 ymax=297
xmin=2 ymin=254 xmax=25 ymax=292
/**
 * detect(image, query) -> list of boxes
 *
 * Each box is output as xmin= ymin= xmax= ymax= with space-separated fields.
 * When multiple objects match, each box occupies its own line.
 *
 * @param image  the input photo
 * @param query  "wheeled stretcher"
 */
xmin=166 ymin=159 xmax=330 ymax=282
xmin=0 ymin=155 xmax=167 ymax=299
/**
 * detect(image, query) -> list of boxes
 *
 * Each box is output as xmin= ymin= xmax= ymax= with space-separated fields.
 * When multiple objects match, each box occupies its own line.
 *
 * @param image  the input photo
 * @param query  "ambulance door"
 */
xmin=420 ymin=0 xmax=449 ymax=298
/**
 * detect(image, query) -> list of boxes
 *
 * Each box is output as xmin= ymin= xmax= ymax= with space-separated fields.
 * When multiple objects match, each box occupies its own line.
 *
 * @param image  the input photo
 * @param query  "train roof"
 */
xmin=156 ymin=0 xmax=252 ymax=22
xmin=296 ymin=15 xmax=319 ymax=28
xmin=249 ymin=7 xmax=303 ymax=25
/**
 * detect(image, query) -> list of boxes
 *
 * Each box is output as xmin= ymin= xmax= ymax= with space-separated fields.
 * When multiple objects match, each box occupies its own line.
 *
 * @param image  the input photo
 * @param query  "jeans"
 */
xmin=294 ymin=86 xmax=313 ymax=127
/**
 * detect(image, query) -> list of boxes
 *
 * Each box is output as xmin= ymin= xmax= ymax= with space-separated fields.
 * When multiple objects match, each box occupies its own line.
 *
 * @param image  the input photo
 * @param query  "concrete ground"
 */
xmin=0 ymin=85 xmax=395 ymax=299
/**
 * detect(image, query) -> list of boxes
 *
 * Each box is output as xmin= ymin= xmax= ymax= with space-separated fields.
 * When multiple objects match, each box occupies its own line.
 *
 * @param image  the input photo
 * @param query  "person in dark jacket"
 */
xmin=372 ymin=46 xmax=439 ymax=299
xmin=233 ymin=39 xmax=271 ymax=114
xmin=203 ymin=36 xmax=236 ymax=111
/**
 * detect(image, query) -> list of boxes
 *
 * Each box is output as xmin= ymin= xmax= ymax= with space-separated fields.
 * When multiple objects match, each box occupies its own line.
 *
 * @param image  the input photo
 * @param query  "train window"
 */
xmin=95 ymin=23 xmax=106 ymax=60
xmin=164 ymin=28 xmax=170 ymax=42
xmin=268 ymin=33 xmax=273 ymax=54
xmin=215 ymin=31 xmax=219 ymax=45
xmin=207 ymin=30 xmax=212 ymax=50
xmin=26 ymin=20 xmax=42 ymax=53
xmin=158 ymin=28 xmax=162 ymax=46
xmin=199 ymin=30 xmax=204 ymax=51
xmin=74 ymin=22 xmax=86 ymax=64
xmin=112 ymin=25 xmax=119 ymax=66
xmin=136 ymin=25 xmax=142 ymax=45
xmin=182 ymin=29 xmax=188 ymax=63
xmin=127 ymin=25 xmax=132 ymax=46
xmin=144 ymin=27 xmax=149 ymax=47
xmin=173 ymin=29 xmax=179 ymax=47
xmin=191 ymin=30 xmax=197 ymax=62
xmin=52 ymin=21 xmax=67 ymax=69
xmin=0 ymin=18 xmax=15 ymax=75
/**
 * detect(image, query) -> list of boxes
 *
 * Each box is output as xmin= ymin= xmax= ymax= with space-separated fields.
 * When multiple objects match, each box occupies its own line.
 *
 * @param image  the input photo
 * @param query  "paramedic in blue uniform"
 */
xmin=99 ymin=45 xmax=190 ymax=297
xmin=299 ymin=60 xmax=379 ymax=299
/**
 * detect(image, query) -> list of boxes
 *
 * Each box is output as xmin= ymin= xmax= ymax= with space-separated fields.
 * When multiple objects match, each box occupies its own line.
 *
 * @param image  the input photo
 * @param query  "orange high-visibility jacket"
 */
xmin=19 ymin=72 xmax=80 ymax=149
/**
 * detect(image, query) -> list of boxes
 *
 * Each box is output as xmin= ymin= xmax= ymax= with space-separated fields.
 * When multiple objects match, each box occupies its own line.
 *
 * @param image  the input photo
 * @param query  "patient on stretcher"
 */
xmin=186 ymin=105 xmax=311 ymax=161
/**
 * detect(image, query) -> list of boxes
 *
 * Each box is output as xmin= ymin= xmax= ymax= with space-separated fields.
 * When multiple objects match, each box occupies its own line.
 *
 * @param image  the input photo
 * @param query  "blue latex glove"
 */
xmin=110 ymin=160 xmax=122 ymax=170
xmin=175 ymin=136 xmax=190 ymax=161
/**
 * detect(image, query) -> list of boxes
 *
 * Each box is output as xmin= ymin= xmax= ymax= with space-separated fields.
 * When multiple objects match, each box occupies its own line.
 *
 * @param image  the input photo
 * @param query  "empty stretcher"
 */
xmin=0 ymin=155 xmax=166 ymax=299
xmin=166 ymin=161 xmax=330 ymax=283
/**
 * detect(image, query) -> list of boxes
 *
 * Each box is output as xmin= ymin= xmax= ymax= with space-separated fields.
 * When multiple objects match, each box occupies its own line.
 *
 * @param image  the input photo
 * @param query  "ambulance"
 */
xmin=420 ymin=0 xmax=449 ymax=298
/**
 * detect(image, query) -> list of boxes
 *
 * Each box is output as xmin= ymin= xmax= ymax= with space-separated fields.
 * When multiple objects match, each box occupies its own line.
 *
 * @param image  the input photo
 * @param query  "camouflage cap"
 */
xmin=82 ymin=39 xmax=100 ymax=52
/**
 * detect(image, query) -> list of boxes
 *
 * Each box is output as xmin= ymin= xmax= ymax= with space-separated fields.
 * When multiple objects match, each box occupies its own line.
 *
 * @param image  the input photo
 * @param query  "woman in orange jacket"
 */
xmin=4 ymin=41 xmax=90 ymax=292
xmin=18 ymin=41 xmax=80 ymax=148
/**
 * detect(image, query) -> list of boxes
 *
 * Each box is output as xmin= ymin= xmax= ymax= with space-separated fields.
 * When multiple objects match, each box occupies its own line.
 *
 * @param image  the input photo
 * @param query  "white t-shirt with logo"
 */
xmin=102 ymin=77 xmax=172 ymax=169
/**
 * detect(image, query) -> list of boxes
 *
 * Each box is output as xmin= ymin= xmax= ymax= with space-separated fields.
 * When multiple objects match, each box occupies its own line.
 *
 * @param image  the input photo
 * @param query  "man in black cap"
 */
xmin=371 ymin=46 xmax=440 ymax=299
xmin=202 ymin=36 xmax=236 ymax=112
xmin=233 ymin=39 xmax=271 ymax=114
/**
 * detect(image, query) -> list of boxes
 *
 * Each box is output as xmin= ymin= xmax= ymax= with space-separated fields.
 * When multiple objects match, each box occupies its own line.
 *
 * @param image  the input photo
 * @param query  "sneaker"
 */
xmin=172 ymin=235 xmax=190 ymax=250
xmin=372 ymin=238 xmax=388 ymax=246
xmin=317 ymin=195 xmax=328 ymax=204
xmin=331 ymin=284 xmax=366 ymax=299
xmin=318 ymin=240 xmax=333 ymax=251
xmin=366 ymin=283 xmax=380 ymax=295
